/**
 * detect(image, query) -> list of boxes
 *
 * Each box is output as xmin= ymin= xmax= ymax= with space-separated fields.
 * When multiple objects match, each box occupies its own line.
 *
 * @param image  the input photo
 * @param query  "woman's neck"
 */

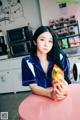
xmin=37 ymin=52 xmax=48 ymax=73
xmin=37 ymin=52 xmax=47 ymax=62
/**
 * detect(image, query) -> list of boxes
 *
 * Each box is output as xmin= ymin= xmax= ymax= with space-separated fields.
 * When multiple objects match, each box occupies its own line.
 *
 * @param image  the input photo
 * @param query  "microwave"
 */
xmin=7 ymin=26 xmax=33 ymax=43
xmin=9 ymin=41 xmax=31 ymax=57
xmin=7 ymin=26 xmax=33 ymax=57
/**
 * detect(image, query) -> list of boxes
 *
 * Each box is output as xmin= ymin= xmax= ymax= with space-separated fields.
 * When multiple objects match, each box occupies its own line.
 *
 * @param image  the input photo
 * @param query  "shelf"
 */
xmin=0 ymin=55 xmax=8 ymax=60
xmin=63 ymin=46 xmax=80 ymax=55
xmin=49 ymin=16 xmax=80 ymax=51
xmin=52 ymin=21 xmax=78 ymax=30
xmin=58 ymin=34 xmax=80 ymax=39
xmin=0 ymin=17 xmax=10 ymax=22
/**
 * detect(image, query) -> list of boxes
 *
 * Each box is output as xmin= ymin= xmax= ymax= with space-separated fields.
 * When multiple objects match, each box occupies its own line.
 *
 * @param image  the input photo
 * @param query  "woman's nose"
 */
xmin=44 ymin=41 xmax=47 ymax=47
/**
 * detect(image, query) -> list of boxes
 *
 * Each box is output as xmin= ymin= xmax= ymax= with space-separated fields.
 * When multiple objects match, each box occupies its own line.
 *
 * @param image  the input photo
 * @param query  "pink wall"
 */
xmin=39 ymin=0 xmax=80 ymax=26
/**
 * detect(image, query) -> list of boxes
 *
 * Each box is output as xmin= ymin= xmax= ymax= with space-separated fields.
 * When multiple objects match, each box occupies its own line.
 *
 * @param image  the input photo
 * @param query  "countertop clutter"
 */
xmin=0 ymin=55 xmax=8 ymax=60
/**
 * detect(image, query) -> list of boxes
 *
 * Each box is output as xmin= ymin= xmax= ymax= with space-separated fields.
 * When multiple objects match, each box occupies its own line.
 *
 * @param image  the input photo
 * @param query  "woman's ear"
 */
xmin=33 ymin=40 xmax=37 ymax=45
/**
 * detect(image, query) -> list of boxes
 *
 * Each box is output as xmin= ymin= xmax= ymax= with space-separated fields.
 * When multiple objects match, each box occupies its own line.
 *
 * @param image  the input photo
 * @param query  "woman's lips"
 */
xmin=43 ymin=48 xmax=48 ymax=50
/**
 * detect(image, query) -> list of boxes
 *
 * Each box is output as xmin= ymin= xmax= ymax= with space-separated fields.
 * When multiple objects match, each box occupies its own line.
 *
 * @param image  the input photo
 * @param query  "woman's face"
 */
xmin=34 ymin=32 xmax=53 ymax=54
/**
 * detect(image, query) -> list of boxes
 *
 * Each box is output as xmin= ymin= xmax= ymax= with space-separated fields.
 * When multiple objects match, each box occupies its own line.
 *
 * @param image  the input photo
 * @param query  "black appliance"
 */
xmin=0 ymin=36 xmax=7 ymax=55
xmin=7 ymin=26 xmax=33 ymax=57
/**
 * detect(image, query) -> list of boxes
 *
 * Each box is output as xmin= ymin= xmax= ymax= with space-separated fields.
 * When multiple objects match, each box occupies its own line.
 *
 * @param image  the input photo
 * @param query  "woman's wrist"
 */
xmin=47 ymin=88 xmax=54 ymax=99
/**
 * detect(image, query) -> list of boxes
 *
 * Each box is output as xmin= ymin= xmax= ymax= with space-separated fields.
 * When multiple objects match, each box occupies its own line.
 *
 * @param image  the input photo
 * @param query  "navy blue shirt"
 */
xmin=22 ymin=55 xmax=53 ymax=88
xmin=22 ymin=54 xmax=71 ymax=88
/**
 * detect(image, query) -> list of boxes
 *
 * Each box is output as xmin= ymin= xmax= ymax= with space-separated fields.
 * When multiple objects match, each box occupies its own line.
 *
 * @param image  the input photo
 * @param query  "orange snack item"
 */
xmin=51 ymin=64 xmax=64 ymax=83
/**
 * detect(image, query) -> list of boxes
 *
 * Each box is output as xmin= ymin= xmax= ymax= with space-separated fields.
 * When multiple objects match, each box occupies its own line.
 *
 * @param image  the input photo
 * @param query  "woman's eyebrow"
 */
xmin=39 ymin=36 xmax=53 ymax=39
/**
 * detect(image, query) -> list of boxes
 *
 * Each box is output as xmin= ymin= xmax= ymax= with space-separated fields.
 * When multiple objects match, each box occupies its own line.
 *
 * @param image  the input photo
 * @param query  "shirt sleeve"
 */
xmin=21 ymin=58 xmax=37 ymax=86
xmin=60 ymin=54 xmax=71 ymax=84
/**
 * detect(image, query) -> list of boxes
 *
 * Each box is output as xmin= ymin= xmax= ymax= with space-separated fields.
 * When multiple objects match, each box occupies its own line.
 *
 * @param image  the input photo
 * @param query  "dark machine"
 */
xmin=0 ymin=30 xmax=7 ymax=55
xmin=7 ymin=26 xmax=33 ymax=57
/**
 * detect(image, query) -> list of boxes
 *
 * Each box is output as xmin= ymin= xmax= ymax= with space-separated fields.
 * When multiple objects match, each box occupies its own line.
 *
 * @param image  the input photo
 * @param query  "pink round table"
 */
xmin=18 ymin=84 xmax=80 ymax=120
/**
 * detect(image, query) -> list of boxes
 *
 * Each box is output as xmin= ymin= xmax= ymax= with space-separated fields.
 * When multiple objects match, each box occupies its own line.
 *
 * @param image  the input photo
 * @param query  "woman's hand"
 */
xmin=51 ymin=80 xmax=69 ymax=101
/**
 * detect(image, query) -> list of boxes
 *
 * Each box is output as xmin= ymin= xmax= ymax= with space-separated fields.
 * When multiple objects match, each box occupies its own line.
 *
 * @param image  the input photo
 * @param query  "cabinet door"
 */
xmin=13 ymin=69 xmax=30 ymax=93
xmin=0 ymin=71 xmax=14 ymax=93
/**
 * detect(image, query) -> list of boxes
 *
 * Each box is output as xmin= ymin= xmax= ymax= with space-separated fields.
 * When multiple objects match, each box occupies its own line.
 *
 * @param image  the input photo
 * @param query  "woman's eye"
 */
xmin=40 ymin=39 xmax=44 ymax=41
xmin=49 ymin=40 xmax=53 ymax=43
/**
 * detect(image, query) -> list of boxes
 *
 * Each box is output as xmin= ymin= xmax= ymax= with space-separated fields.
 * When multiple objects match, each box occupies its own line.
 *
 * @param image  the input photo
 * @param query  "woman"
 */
xmin=22 ymin=26 xmax=71 ymax=100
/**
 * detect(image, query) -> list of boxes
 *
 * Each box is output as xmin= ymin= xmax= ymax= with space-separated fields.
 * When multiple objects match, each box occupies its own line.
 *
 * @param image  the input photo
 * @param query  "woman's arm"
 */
xmin=29 ymin=84 xmax=53 ymax=98
xmin=29 ymin=82 xmax=69 ymax=100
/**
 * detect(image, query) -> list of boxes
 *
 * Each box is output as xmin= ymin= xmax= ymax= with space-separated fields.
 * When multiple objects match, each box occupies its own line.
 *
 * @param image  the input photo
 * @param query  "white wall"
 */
xmin=39 ymin=0 xmax=80 ymax=26
xmin=0 ymin=0 xmax=42 ymax=32
xmin=1 ymin=0 xmax=80 ymax=38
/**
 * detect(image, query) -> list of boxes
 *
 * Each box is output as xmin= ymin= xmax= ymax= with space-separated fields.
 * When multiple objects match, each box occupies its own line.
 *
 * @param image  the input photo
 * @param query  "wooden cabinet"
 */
xmin=13 ymin=69 xmax=30 ymax=93
xmin=0 ymin=57 xmax=30 ymax=94
xmin=0 ymin=71 xmax=14 ymax=93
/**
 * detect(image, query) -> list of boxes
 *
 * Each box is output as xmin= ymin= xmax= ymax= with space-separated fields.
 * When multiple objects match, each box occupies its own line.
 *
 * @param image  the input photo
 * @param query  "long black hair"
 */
xmin=30 ymin=26 xmax=62 ymax=68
